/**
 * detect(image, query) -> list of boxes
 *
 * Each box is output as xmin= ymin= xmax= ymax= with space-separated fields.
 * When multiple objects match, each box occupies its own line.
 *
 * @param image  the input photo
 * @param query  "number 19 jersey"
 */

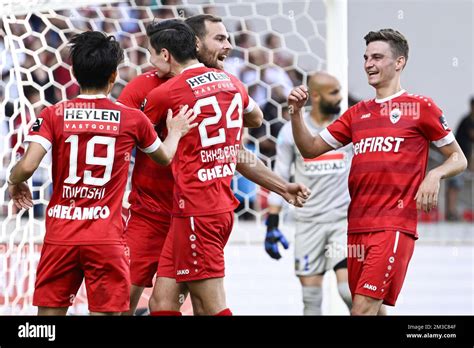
xmin=144 ymin=63 xmax=255 ymax=217
xmin=26 ymin=94 xmax=160 ymax=245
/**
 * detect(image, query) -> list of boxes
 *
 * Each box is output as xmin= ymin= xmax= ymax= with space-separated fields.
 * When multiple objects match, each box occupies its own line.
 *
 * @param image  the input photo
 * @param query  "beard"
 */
xmin=197 ymin=43 xmax=220 ymax=69
xmin=319 ymin=99 xmax=341 ymax=115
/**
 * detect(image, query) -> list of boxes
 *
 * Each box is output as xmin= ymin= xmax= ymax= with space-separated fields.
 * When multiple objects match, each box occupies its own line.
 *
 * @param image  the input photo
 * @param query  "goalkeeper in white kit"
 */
xmin=266 ymin=72 xmax=353 ymax=315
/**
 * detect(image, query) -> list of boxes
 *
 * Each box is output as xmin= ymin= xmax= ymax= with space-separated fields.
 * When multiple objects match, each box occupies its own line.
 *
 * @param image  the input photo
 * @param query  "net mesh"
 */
xmin=0 ymin=0 xmax=326 ymax=314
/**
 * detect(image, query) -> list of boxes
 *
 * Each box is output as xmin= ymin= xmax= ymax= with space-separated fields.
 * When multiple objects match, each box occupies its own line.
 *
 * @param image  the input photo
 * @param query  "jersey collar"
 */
xmin=181 ymin=63 xmax=205 ymax=73
xmin=77 ymin=94 xmax=108 ymax=99
xmin=374 ymin=89 xmax=406 ymax=103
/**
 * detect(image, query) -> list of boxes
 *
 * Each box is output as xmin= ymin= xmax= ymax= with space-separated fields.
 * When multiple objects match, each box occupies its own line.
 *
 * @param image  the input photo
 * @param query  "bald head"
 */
xmin=307 ymin=72 xmax=342 ymax=116
xmin=308 ymin=72 xmax=339 ymax=95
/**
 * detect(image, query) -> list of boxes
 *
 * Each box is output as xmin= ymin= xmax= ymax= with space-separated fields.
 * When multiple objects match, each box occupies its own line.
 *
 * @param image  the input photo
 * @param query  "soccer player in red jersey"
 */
xmin=118 ymin=15 xmax=310 ymax=315
xmin=7 ymin=31 xmax=197 ymax=315
xmin=289 ymin=29 xmax=467 ymax=315
xmin=139 ymin=19 xmax=306 ymax=316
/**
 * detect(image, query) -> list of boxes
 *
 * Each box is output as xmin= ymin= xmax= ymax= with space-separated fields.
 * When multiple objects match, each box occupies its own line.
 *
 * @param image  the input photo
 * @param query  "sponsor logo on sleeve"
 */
xmin=31 ymin=118 xmax=43 ymax=132
xmin=439 ymin=115 xmax=449 ymax=130
xmin=140 ymin=98 xmax=147 ymax=111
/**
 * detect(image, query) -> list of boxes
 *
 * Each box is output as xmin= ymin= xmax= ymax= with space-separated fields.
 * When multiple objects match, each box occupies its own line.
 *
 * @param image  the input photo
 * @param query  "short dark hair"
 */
xmin=146 ymin=19 xmax=197 ymax=64
xmin=69 ymin=31 xmax=123 ymax=89
xmin=184 ymin=14 xmax=223 ymax=40
xmin=364 ymin=29 xmax=409 ymax=63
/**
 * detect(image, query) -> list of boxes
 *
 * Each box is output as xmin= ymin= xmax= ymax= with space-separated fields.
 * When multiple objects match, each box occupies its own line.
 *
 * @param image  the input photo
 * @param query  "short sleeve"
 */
xmin=230 ymin=75 xmax=255 ymax=113
xmin=320 ymin=108 xmax=353 ymax=149
xmin=25 ymin=107 xmax=54 ymax=152
xmin=135 ymin=110 xmax=161 ymax=153
xmin=117 ymin=80 xmax=141 ymax=109
xmin=418 ymin=98 xmax=454 ymax=148
xmin=143 ymin=86 xmax=169 ymax=125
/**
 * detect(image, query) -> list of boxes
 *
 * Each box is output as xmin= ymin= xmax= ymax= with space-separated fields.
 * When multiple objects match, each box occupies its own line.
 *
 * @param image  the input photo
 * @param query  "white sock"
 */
xmin=302 ymin=286 xmax=323 ymax=315
xmin=337 ymin=281 xmax=352 ymax=310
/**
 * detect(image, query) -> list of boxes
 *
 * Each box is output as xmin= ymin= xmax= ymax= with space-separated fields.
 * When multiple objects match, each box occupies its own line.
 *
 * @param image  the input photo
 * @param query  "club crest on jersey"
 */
xmin=390 ymin=108 xmax=402 ymax=124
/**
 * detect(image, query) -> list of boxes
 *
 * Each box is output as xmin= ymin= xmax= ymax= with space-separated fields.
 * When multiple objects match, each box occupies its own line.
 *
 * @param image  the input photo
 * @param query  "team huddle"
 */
xmin=7 ymin=14 xmax=467 ymax=316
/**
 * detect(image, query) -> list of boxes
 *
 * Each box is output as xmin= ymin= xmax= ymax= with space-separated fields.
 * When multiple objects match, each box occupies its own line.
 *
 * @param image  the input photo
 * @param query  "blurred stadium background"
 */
xmin=0 ymin=0 xmax=472 ymax=314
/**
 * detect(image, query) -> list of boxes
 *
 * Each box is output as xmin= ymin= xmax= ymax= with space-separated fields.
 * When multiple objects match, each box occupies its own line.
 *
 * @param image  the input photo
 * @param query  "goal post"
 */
xmin=325 ymin=0 xmax=348 ymax=111
xmin=0 ymin=0 xmax=348 ymax=314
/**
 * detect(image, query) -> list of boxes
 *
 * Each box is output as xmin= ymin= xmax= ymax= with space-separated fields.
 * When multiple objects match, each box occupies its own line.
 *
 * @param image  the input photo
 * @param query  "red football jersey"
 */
xmin=320 ymin=90 xmax=454 ymax=237
xmin=144 ymin=63 xmax=255 ymax=217
xmin=117 ymin=70 xmax=167 ymax=111
xmin=26 ymin=94 xmax=160 ymax=245
xmin=117 ymin=70 xmax=174 ymax=219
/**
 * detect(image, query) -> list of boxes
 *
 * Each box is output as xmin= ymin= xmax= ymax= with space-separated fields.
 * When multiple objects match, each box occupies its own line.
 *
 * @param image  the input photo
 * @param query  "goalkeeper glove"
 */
xmin=265 ymin=214 xmax=289 ymax=260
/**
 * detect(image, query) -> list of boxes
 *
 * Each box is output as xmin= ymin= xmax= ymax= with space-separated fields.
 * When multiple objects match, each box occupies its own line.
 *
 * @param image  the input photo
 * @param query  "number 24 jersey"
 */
xmin=144 ymin=63 xmax=255 ymax=217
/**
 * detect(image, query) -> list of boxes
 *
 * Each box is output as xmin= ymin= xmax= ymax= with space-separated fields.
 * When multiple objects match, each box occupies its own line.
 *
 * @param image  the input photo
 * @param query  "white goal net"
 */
xmin=0 ymin=0 xmax=334 ymax=314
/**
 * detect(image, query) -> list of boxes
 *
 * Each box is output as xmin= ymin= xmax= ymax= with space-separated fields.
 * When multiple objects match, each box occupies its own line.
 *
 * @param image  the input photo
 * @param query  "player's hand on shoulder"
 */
xmin=265 ymin=213 xmax=289 ymax=260
xmin=288 ymin=85 xmax=309 ymax=114
xmin=8 ymin=182 xmax=33 ymax=210
xmin=166 ymin=105 xmax=198 ymax=137
xmin=283 ymin=182 xmax=311 ymax=208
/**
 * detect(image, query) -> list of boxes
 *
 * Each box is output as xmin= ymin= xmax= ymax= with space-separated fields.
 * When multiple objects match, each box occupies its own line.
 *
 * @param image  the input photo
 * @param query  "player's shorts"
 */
xmin=294 ymin=219 xmax=347 ymax=276
xmin=33 ymin=243 xmax=130 ymax=313
xmin=347 ymin=230 xmax=415 ymax=306
xmin=124 ymin=210 xmax=170 ymax=287
xmin=157 ymin=211 xmax=234 ymax=283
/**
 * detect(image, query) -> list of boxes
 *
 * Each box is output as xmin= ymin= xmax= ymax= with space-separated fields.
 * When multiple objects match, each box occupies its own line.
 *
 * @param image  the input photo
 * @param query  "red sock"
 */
xmin=215 ymin=308 xmax=232 ymax=316
xmin=150 ymin=310 xmax=182 ymax=316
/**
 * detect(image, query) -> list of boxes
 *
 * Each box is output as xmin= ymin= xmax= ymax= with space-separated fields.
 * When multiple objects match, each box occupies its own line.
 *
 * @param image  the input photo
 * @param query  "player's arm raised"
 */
xmin=415 ymin=140 xmax=467 ymax=212
xmin=147 ymin=105 xmax=197 ymax=166
xmin=8 ymin=142 xmax=47 ymax=209
xmin=289 ymin=85 xmax=333 ymax=158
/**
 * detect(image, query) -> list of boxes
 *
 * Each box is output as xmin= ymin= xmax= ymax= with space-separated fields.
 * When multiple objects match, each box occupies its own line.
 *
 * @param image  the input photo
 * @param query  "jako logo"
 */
xmin=18 ymin=322 xmax=55 ymax=341
xmin=363 ymin=283 xmax=377 ymax=291
xmin=177 ymin=269 xmax=190 ymax=275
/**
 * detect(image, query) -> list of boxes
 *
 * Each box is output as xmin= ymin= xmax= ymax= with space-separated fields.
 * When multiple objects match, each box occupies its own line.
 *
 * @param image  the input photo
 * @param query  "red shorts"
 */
xmin=124 ymin=210 xmax=170 ymax=287
xmin=347 ymin=231 xmax=415 ymax=306
xmin=33 ymin=243 xmax=130 ymax=312
xmin=157 ymin=211 xmax=234 ymax=283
